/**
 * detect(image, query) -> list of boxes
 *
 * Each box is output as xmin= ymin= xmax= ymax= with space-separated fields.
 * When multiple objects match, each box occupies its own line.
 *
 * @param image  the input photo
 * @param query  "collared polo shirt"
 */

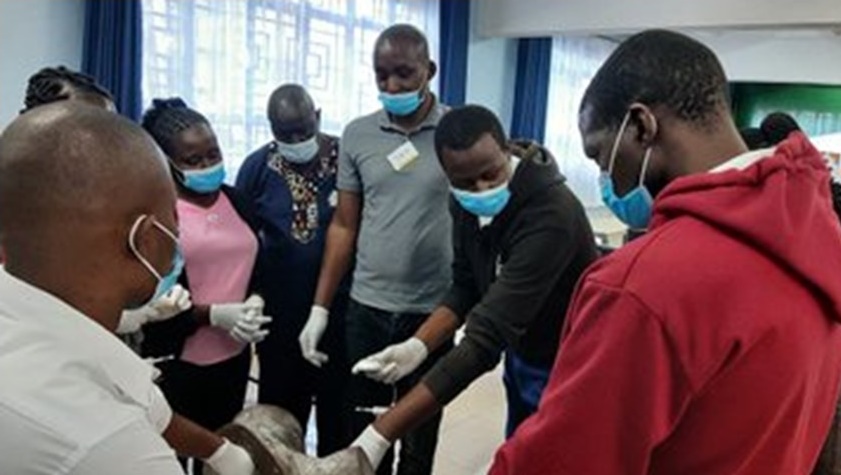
xmin=337 ymin=102 xmax=453 ymax=313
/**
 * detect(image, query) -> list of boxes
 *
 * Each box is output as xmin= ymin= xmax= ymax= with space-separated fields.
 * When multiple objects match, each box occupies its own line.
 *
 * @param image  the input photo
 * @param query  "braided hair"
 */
xmin=140 ymin=98 xmax=211 ymax=157
xmin=22 ymin=66 xmax=113 ymax=113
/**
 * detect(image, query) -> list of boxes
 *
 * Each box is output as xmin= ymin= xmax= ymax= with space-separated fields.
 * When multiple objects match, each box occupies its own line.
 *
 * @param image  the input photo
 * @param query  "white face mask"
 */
xmin=276 ymin=136 xmax=318 ymax=164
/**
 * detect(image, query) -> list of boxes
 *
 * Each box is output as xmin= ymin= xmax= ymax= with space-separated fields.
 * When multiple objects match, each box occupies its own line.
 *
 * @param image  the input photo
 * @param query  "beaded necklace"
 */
xmin=267 ymin=139 xmax=337 ymax=243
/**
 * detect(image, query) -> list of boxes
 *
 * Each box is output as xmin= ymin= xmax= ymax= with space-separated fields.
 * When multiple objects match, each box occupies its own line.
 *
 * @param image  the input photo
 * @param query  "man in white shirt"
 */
xmin=0 ymin=103 xmax=252 ymax=475
xmin=15 ymin=65 xmax=255 ymax=472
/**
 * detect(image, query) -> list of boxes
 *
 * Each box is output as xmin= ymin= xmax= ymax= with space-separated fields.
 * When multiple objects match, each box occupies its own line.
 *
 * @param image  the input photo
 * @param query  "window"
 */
xmin=543 ymin=36 xmax=615 ymax=209
xmin=142 ymin=0 xmax=439 ymax=178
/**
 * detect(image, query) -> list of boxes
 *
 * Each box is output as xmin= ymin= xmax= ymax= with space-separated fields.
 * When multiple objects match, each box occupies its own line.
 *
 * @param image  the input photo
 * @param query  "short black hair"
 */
xmin=760 ymin=112 xmax=801 ymax=145
xmin=267 ymin=83 xmax=315 ymax=123
xmin=140 ymin=98 xmax=210 ymax=157
xmin=740 ymin=127 xmax=769 ymax=151
xmin=374 ymin=23 xmax=430 ymax=62
xmin=21 ymin=66 xmax=113 ymax=113
xmin=434 ymin=105 xmax=507 ymax=159
xmin=581 ymin=29 xmax=729 ymax=131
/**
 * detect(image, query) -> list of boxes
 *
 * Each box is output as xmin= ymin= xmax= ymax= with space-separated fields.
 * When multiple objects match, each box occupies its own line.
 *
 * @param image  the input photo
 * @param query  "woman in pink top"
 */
xmin=140 ymin=98 xmax=271 ymax=474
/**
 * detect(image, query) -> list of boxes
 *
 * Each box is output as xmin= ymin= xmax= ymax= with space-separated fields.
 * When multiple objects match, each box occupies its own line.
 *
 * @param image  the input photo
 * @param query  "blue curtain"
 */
xmin=438 ymin=0 xmax=470 ymax=106
xmin=510 ymin=37 xmax=552 ymax=142
xmin=82 ymin=0 xmax=143 ymax=121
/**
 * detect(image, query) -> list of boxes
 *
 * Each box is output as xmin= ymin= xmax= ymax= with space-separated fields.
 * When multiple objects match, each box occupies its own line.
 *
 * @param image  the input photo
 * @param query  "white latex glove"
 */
xmin=117 ymin=284 xmax=192 ymax=334
xmin=352 ymin=425 xmax=392 ymax=470
xmin=299 ymin=305 xmax=329 ymax=367
xmin=231 ymin=313 xmax=272 ymax=344
xmin=205 ymin=438 xmax=255 ymax=475
xmin=210 ymin=295 xmax=271 ymax=344
xmin=352 ymin=337 xmax=428 ymax=385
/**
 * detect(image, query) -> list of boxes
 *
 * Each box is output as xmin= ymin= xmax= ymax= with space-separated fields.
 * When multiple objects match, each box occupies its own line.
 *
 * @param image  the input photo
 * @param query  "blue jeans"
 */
xmin=503 ymin=351 xmax=551 ymax=437
xmin=345 ymin=299 xmax=452 ymax=475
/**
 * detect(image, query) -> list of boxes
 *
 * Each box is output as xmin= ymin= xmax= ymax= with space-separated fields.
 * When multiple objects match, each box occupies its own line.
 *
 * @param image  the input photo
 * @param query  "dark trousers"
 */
xmin=346 ymin=299 xmax=452 ymax=475
xmin=502 ymin=351 xmax=551 ymax=438
xmin=157 ymin=347 xmax=251 ymax=474
xmin=257 ymin=297 xmax=352 ymax=456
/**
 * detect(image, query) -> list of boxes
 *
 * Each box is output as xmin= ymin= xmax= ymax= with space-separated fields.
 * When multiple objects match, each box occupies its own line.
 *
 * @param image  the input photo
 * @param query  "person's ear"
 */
xmin=426 ymin=60 xmax=437 ymax=82
xmin=628 ymin=103 xmax=659 ymax=148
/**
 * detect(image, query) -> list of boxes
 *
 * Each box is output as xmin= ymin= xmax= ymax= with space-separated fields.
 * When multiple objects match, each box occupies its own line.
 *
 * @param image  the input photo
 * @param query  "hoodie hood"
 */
xmin=652 ymin=132 xmax=841 ymax=321
xmin=505 ymin=140 xmax=565 ymax=212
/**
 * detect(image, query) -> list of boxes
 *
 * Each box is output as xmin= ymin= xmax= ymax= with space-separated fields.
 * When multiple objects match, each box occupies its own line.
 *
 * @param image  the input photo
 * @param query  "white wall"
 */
xmin=697 ymin=31 xmax=841 ymax=85
xmin=813 ymin=133 xmax=841 ymax=154
xmin=475 ymin=0 xmax=841 ymax=37
xmin=465 ymin=0 xmax=518 ymax=133
xmin=472 ymin=0 xmax=841 ymax=87
xmin=0 ymin=0 xmax=85 ymax=128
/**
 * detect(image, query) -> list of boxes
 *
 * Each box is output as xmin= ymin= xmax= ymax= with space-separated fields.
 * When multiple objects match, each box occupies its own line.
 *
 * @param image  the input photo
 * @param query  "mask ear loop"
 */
xmin=607 ymin=111 xmax=632 ymax=176
xmin=167 ymin=160 xmax=187 ymax=187
xmin=151 ymin=219 xmax=179 ymax=242
xmin=638 ymin=147 xmax=653 ymax=187
xmin=128 ymin=214 xmax=163 ymax=281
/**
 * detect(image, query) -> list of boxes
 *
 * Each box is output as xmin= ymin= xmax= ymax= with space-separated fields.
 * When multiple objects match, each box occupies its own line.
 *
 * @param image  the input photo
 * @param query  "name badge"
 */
xmin=387 ymin=141 xmax=419 ymax=171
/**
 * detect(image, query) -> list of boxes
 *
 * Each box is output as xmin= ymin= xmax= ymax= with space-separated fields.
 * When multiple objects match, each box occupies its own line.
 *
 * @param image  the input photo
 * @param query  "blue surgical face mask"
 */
xmin=175 ymin=162 xmax=226 ymax=194
xmin=276 ymin=136 xmax=319 ymax=164
xmin=128 ymin=215 xmax=184 ymax=304
xmin=599 ymin=112 xmax=654 ymax=229
xmin=451 ymin=181 xmax=512 ymax=218
xmin=379 ymin=89 xmax=423 ymax=116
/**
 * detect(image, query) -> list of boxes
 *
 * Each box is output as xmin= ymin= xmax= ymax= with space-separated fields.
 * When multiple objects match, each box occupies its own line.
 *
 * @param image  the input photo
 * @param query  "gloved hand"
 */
xmin=205 ymin=438 xmax=255 ymax=475
xmin=299 ymin=305 xmax=329 ymax=367
xmin=352 ymin=425 xmax=392 ymax=470
xmin=352 ymin=337 xmax=428 ymax=385
xmin=117 ymin=284 xmax=192 ymax=334
xmin=210 ymin=295 xmax=272 ymax=344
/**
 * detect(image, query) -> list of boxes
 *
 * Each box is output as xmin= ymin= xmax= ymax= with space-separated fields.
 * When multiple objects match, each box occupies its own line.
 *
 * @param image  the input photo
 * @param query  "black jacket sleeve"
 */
xmin=424 ymin=207 xmax=586 ymax=405
xmin=439 ymin=199 xmax=481 ymax=319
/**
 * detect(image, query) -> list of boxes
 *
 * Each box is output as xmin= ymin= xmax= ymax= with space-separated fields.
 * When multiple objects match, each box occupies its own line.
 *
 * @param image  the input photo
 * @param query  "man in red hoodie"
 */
xmin=489 ymin=29 xmax=841 ymax=475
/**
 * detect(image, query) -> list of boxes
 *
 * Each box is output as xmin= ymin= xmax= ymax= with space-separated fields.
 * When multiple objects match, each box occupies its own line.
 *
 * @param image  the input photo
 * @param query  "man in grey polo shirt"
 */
xmin=298 ymin=24 xmax=452 ymax=475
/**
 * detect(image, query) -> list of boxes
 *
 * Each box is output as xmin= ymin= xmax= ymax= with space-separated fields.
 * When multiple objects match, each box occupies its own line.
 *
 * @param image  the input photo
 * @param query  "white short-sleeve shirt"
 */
xmin=0 ymin=269 xmax=183 ymax=475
